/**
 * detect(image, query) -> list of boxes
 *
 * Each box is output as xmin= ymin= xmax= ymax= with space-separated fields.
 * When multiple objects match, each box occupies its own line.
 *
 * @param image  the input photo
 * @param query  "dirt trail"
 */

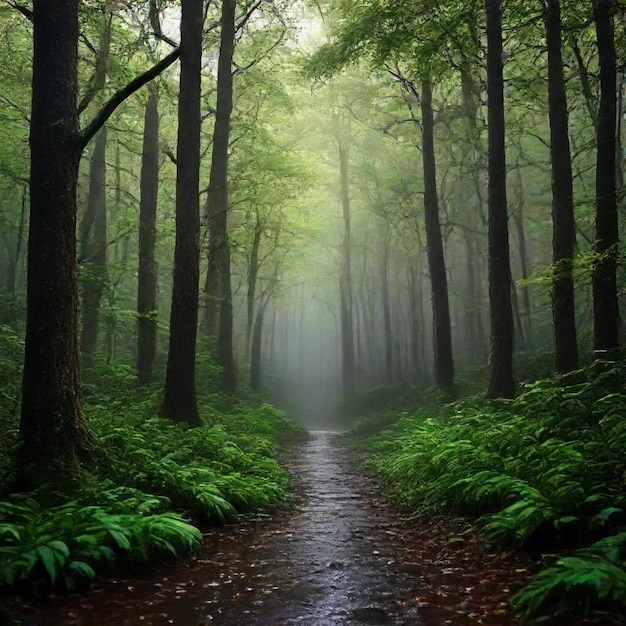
xmin=21 ymin=431 xmax=530 ymax=626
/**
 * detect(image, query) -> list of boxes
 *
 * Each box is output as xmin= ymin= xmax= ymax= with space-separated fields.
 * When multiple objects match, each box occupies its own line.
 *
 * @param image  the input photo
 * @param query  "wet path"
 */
xmin=228 ymin=430 xmax=412 ymax=625
xmin=23 ymin=432 xmax=530 ymax=625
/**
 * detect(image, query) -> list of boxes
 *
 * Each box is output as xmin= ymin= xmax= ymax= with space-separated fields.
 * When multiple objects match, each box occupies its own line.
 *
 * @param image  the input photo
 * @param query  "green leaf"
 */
xmin=36 ymin=545 xmax=59 ymax=585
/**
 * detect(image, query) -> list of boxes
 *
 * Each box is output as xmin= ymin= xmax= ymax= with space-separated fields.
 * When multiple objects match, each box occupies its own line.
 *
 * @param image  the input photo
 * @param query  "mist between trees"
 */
xmin=0 ymin=0 xmax=623 ymax=479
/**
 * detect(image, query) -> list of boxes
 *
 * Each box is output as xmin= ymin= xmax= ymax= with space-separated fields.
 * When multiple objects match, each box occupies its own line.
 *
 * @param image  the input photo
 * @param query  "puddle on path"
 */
xmin=19 ymin=431 xmax=530 ymax=626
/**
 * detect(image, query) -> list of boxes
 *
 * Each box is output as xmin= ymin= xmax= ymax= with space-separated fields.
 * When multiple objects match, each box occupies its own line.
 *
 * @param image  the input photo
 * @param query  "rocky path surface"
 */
xmin=20 ymin=432 xmax=533 ymax=625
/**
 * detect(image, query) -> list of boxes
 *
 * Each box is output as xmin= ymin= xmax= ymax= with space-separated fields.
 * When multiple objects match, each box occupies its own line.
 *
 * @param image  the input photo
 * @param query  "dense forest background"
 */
xmin=1 ymin=0 xmax=626 ymax=623
xmin=0 ymin=0 xmax=624 ymax=416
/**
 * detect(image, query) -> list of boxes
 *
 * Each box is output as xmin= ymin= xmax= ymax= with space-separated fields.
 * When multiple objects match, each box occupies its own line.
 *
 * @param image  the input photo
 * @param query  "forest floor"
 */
xmin=9 ymin=432 xmax=540 ymax=626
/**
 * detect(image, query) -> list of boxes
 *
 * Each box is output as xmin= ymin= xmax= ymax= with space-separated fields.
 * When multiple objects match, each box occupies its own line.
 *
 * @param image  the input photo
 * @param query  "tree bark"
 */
xmin=5 ymin=187 xmax=27 ymax=295
xmin=250 ymin=301 xmax=265 ymax=391
xmin=338 ymin=142 xmax=355 ymax=393
xmin=161 ymin=0 xmax=203 ymax=426
xmin=511 ymin=164 xmax=532 ymax=346
xmin=137 ymin=87 xmax=160 ymax=385
xmin=79 ymin=126 xmax=109 ymax=363
xmin=18 ymin=0 xmax=91 ymax=490
xmin=204 ymin=0 xmax=237 ymax=392
xmin=382 ymin=226 xmax=393 ymax=385
xmin=247 ymin=213 xmax=262 ymax=355
xmin=421 ymin=78 xmax=454 ymax=387
xmin=545 ymin=0 xmax=579 ymax=373
xmin=592 ymin=0 xmax=620 ymax=353
xmin=485 ymin=0 xmax=515 ymax=398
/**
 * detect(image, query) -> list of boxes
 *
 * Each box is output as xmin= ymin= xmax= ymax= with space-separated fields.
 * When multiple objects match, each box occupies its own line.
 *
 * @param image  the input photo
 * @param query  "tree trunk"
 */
xmin=592 ymin=0 xmax=620 ymax=353
xmin=408 ymin=263 xmax=421 ymax=382
xmin=338 ymin=142 xmax=355 ymax=393
xmin=382 ymin=228 xmax=393 ymax=385
xmin=6 ymin=187 xmax=27 ymax=295
xmin=511 ymin=165 xmax=532 ymax=345
xmin=137 ymin=87 xmax=159 ymax=385
xmin=485 ymin=0 xmax=515 ymax=398
xmin=247 ymin=214 xmax=262 ymax=355
xmin=79 ymin=126 xmax=109 ymax=363
xmin=18 ymin=0 xmax=91 ymax=490
xmin=250 ymin=302 xmax=266 ymax=391
xmin=161 ymin=0 xmax=203 ymax=426
xmin=421 ymin=78 xmax=454 ymax=387
xmin=204 ymin=0 xmax=237 ymax=392
xmin=545 ymin=0 xmax=579 ymax=373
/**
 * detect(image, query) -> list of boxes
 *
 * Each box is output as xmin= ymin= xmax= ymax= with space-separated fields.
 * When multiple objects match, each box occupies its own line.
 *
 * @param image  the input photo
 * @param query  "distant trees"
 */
xmin=308 ymin=0 xmax=457 ymax=389
xmin=305 ymin=0 xmax=622 ymax=397
xmin=337 ymin=128 xmax=356 ymax=393
xmin=79 ymin=127 xmax=109 ymax=364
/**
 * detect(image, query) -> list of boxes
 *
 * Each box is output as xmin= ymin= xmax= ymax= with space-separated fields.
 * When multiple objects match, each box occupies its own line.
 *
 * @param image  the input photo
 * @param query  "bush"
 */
xmin=358 ymin=360 xmax=626 ymax=622
xmin=0 ymin=493 xmax=201 ymax=590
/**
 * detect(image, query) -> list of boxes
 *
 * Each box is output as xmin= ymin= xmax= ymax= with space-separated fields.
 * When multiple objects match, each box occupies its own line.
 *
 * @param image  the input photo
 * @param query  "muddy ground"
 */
xmin=8 ymin=432 xmax=537 ymax=626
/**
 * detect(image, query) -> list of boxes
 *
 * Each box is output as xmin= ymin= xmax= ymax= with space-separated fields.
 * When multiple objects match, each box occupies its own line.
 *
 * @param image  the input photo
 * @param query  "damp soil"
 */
xmin=12 ymin=432 xmax=536 ymax=626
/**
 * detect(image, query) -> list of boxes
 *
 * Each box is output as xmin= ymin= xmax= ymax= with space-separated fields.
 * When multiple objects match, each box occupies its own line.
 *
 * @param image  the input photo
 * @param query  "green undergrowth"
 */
xmin=356 ymin=360 xmax=626 ymax=624
xmin=0 ymin=344 xmax=302 ymax=593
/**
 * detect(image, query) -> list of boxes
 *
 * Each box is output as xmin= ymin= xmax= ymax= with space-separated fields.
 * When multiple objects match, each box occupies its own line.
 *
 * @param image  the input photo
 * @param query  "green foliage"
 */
xmin=87 ymin=400 xmax=294 ymax=524
xmin=359 ymin=360 xmax=626 ymax=622
xmin=0 ymin=335 xmax=300 ymax=592
xmin=513 ymin=533 xmax=626 ymax=622
xmin=0 ymin=325 xmax=22 ymax=492
xmin=0 ymin=493 xmax=201 ymax=590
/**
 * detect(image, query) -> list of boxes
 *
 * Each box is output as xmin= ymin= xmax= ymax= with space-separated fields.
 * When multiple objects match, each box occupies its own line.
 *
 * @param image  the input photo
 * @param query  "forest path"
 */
xmin=27 ymin=431 xmax=529 ymax=626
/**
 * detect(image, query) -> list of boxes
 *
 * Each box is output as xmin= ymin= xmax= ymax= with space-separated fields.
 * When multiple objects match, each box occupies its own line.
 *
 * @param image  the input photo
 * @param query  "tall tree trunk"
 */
xmin=485 ymin=0 xmax=515 ymax=398
xmin=250 ymin=301 xmax=266 ymax=391
xmin=137 ymin=87 xmax=160 ymax=385
xmin=78 ymin=1 xmax=112 ymax=365
xmin=463 ymin=233 xmax=475 ymax=354
xmin=204 ymin=0 xmax=237 ymax=392
xmin=19 ymin=0 xmax=91 ymax=489
xmin=161 ymin=0 xmax=203 ymax=426
xmin=338 ymin=142 xmax=355 ymax=393
xmin=592 ymin=0 xmax=620 ymax=352
xmin=511 ymin=164 xmax=532 ymax=345
xmin=6 ymin=187 xmax=27 ymax=295
xmin=421 ymin=78 xmax=454 ymax=387
xmin=247 ymin=214 xmax=262 ymax=354
xmin=382 ymin=227 xmax=393 ymax=385
xmin=79 ymin=126 xmax=109 ymax=363
xmin=545 ymin=0 xmax=579 ymax=373
xmin=408 ymin=263 xmax=421 ymax=382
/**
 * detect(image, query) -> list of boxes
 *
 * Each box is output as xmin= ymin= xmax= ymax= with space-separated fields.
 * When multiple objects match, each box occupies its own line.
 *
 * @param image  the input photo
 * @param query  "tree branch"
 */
xmin=233 ymin=28 xmax=286 ymax=76
xmin=80 ymin=47 xmax=180 ymax=151
xmin=3 ymin=0 xmax=32 ymax=20
xmin=236 ymin=0 xmax=264 ymax=31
